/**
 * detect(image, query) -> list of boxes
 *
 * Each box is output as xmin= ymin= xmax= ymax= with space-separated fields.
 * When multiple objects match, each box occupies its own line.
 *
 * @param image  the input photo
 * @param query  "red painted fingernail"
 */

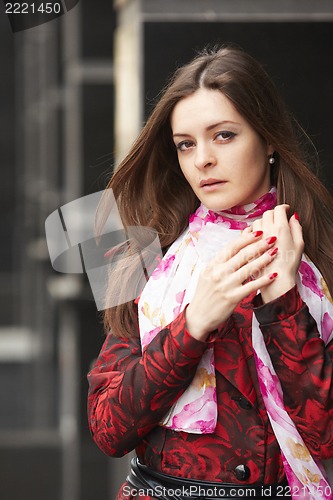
xmin=268 ymin=247 xmax=278 ymax=256
xmin=294 ymin=212 xmax=300 ymax=222
xmin=266 ymin=236 xmax=277 ymax=244
xmin=253 ymin=230 xmax=263 ymax=237
xmin=269 ymin=272 xmax=278 ymax=280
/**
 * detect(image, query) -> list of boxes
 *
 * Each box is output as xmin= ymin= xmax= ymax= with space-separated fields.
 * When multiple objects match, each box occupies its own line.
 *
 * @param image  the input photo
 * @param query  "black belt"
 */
xmin=126 ymin=457 xmax=291 ymax=499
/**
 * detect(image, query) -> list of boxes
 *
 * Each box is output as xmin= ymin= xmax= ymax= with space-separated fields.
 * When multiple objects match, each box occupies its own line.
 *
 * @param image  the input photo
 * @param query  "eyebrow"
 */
xmin=172 ymin=120 xmax=241 ymax=138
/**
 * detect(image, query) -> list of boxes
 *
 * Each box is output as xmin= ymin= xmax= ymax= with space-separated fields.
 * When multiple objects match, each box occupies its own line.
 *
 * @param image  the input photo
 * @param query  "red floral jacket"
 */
xmin=87 ymin=286 xmax=333 ymax=500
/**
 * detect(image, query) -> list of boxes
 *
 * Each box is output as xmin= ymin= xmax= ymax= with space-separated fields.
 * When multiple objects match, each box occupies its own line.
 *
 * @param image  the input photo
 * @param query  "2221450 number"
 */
xmin=5 ymin=3 xmax=61 ymax=14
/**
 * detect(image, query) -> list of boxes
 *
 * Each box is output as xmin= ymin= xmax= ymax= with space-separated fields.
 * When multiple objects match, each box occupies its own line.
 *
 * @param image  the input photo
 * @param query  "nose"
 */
xmin=194 ymin=142 xmax=216 ymax=169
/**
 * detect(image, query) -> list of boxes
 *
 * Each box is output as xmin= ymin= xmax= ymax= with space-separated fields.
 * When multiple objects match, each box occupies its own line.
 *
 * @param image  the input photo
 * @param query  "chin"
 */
xmin=203 ymin=197 xmax=236 ymax=212
xmin=205 ymin=203 xmax=230 ymax=212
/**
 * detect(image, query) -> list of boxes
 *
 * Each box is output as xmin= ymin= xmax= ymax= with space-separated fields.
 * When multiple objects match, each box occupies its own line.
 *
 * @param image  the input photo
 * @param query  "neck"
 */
xmin=190 ymin=187 xmax=277 ymax=231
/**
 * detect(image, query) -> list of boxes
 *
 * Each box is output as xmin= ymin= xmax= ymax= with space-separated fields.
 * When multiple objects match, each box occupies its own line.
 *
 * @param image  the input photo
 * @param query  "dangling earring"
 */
xmin=269 ymin=154 xmax=275 ymax=165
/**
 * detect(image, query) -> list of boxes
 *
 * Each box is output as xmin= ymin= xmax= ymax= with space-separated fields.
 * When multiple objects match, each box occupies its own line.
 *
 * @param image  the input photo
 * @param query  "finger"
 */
xmin=241 ymin=271 xmax=278 ymax=296
xmin=215 ymin=228 xmax=264 ymax=263
xmin=261 ymin=209 xmax=275 ymax=232
xmin=241 ymin=226 xmax=253 ymax=235
xmin=227 ymin=236 xmax=277 ymax=273
xmin=272 ymin=204 xmax=290 ymax=228
xmin=289 ymin=212 xmax=304 ymax=251
xmin=252 ymin=219 xmax=262 ymax=232
xmin=236 ymin=245 xmax=278 ymax=281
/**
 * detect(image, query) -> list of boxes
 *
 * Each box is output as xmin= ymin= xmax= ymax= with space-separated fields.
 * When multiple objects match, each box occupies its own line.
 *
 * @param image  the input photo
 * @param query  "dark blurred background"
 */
xmin=0 ymin=1 xmax=332 ymax=499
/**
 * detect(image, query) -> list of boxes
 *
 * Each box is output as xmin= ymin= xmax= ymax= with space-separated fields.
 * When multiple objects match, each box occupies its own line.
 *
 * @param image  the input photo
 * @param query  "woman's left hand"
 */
xmin=252 ymin=204 xmax=304 ymax=303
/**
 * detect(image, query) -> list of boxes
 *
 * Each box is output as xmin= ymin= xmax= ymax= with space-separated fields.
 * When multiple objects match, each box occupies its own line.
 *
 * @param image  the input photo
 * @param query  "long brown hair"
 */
xmin=99 ymin=46 xmax=333 ymax=337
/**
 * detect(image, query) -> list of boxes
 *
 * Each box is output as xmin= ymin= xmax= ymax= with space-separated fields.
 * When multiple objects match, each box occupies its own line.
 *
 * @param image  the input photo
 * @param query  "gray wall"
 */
xmin=1 ymin=1 xmax=332 ymax=499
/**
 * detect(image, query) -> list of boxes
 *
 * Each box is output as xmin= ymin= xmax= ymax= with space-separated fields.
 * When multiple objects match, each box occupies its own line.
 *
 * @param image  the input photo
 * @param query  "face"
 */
xmin=171 ymin=88 xmax=273 ymax=211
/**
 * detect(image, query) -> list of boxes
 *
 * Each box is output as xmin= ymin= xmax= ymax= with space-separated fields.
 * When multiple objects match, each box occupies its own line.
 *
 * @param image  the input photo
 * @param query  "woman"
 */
xmin=88 ymin=46 xmax=333 ymax=499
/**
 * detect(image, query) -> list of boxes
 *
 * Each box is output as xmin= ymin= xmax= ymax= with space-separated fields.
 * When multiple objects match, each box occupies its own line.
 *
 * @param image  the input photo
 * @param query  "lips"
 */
xmin=199 ymin=178 xmax=225 ymax=188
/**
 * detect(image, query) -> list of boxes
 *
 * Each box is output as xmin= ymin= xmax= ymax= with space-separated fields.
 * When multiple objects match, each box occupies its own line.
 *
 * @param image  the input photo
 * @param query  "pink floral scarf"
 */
xmin=138 ymin=188 xmax=333 ymax=499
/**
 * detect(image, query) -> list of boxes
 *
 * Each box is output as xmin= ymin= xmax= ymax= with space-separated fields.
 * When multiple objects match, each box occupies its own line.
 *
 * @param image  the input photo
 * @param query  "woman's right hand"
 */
xmin=185 ymin=228 xmax=279 ymax=341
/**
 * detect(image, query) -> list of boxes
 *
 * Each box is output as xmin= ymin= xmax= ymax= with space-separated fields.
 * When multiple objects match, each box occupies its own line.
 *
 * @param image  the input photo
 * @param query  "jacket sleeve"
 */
xmin=87 ymin=307 xmax=211 ymax=457
xmin=253 ymin=285 xmax=333 ymax=459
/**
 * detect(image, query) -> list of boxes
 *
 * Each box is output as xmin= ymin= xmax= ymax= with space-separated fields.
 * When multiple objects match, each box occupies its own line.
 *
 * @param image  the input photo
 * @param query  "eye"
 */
xmin=215 ymin=131 xmax=236 ymax=142
xmin=176 ymin=140 xmax=195 ymax=152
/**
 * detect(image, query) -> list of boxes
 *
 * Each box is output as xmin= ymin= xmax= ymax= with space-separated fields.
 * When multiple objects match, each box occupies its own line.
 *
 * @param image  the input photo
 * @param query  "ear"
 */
xmin=266 ymin=143 xmax=275 ymax=156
